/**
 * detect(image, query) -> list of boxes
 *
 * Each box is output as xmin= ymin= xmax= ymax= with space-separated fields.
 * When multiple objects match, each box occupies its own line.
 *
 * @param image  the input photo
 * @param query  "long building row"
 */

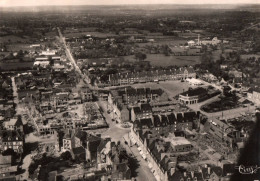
xmin=108 ymin=67 xmax=196 ymax=86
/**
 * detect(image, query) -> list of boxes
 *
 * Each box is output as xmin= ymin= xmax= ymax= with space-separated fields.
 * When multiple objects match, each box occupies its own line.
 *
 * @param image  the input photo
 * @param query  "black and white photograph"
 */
xmin=0 ymin=0 xmax=259 ymax=180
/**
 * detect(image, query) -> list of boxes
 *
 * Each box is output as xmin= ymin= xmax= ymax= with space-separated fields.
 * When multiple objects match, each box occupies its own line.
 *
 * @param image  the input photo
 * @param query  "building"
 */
xmin=133 ymin=111 xmax=200 ymax=134
xmin=97 ymin=141 xmax=131 ymax=180
xmin=179 ymin=87 xmax=208 ymax=104
xmin=187 ymin=40 xmax=196 ymax=46
xmin=179 ymin=87 xmax=220 ymax=105
xmin=33 ymin=61 xmax=50 ymax=68
xmin=108 ymin=67 xmax=196 ymax=86
xmin=200 ymin=37 xmax=221 ymax=45
xmin=186 ymin=78 xmax=203 ymax=86
xmin=129 ymin=128 xmax=186 ymax=181
xmin=131 ymin=103 xmax=153 ymax=122
xmin=61 ymin=129 xmax=76 ymax=152
xmin=4 ymin=117 xmax=23 ymax=132
xmin=164 ymin=133 xmax=193 ymax=152
xmin=0 ymin=130 xmax=23 ymax=153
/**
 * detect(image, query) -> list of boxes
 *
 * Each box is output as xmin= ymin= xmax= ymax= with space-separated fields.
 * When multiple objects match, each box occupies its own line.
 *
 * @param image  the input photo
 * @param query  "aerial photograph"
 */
xmin=0 ymin=0 xmax=259 ymax=180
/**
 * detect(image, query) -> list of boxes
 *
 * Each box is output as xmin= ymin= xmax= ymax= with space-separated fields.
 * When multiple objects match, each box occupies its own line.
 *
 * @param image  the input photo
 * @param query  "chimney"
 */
xmin=170 ymin=168 xmax=175 ymax=176
xmin=191 ymin=171 xmax=194 ymax=178
xmin=208 ymin=167 xmax=211 ymax=175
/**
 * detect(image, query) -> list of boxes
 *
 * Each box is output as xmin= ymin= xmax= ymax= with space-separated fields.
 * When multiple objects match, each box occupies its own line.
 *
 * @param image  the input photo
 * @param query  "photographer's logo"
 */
xmin=235 ymin=165 xmax=260 ymax=174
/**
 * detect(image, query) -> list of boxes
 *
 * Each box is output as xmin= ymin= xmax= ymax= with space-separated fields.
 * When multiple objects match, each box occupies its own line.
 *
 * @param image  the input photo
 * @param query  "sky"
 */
xmin=0 ymin=0 xmax=259 ymax=7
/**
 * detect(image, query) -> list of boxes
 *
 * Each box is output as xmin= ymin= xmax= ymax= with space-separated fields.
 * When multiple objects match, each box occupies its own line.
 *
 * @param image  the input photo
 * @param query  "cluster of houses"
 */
xmin=201 ymin=118 xmax=248 ymax=159
xmin=107 ymin=87 xmax=169 ymax=123
xmin=0 ymin=76 xmax=15 ymax=122
xmin=129 ymin=110 xmax=235 ymax=181
xmin=108 ymin=67 xmax=196 ymax=86
xmin=57 ymin=128 xmax=131 ymax=181
xmin=15 ymin=63 xmax=92 ymax=115
xmin=0 ymin=75 xmax=27 ymax=180
xmin=0 ymin=116 xmax=25 ymax=180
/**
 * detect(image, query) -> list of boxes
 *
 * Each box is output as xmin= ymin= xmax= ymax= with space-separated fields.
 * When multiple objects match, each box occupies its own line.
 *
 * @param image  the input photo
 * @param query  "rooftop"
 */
xmin=164 ymin=134 xmax=191 ymax=146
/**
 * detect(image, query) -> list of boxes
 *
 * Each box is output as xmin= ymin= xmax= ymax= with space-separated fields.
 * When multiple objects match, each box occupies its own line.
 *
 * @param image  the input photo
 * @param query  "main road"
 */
xmin=57 ymin=27 xmax=97 ymax=90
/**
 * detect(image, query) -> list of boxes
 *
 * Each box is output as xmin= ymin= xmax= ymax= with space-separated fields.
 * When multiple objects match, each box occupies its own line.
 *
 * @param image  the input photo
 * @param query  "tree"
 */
xmin=60 ymin=151 xmax=72 ymax=161
xmin=135 ymin=52 xmax=147 ymax=61
xmin=2 ymin=148 xmax=15 ymax=156
xmin=58 ymin=130 xmax=65 ymax=148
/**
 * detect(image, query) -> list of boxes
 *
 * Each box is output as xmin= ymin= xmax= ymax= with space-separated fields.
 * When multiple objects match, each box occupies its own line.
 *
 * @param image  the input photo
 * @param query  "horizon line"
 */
xmin=1 ymin=3 xmax=259 ymax=8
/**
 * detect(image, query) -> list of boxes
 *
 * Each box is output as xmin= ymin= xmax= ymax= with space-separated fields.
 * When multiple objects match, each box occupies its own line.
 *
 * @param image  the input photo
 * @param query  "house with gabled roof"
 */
xmin=201 ymin=165 xmax=222 ymax=181
xmin=4 ymin=117 xmax=23 ymax=132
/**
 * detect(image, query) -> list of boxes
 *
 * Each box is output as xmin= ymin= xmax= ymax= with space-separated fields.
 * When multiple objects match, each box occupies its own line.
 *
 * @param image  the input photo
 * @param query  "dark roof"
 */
xmin=183 ymin=111 xmax=197 ymax=122
xmin=167 ymin=113 xmax=177 ymax=124
xmin=88 ymin=139 xmax=102 ymax=152
xmin=202 ymin=166 xmax=222 ymax=179
xmin=72 ymin=147 xmax=85 ymax=155
xmin=169 ymin=170 xmax=183 ymax=181
xmin=176 ymin=113 xmax=184 ymax=122
xmin=222 ymin=163 xmax=235 ymax=176
xmin=140 ymin=103 xmax=152 ymax=112
xmin=180 ymin=87 xmax=207 ymax=97
xmin=0 ymin=130 xmax=23 ymax=142
xmin=136 ymin=118 xmax=153 ymax=128
xmin=153 ymin=115 xmax=161 ymax=127
xmin=161 ymin=115 xmax=169 ymax=126
xmin=133 ymin=107 xmax=141 ymax=114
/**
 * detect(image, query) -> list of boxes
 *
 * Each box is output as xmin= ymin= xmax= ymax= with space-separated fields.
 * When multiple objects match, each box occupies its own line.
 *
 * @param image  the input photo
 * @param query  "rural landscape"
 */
xmin=0 ymin=1 xmax=260 ymax=181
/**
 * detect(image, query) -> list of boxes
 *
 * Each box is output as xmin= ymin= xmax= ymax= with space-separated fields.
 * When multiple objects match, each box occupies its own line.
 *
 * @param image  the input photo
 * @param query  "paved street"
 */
xmin=97 ymin=100 xmax=156 ymax=181
xmin=121 ymin=135 xmax=157 ymax=181
xmin=11 ymin=76 xmax=21 ymax=114
xmin=57 ymin=27 xmax=96 ymax=90
xmin=97 ymin=100 xmax=130 ymax=141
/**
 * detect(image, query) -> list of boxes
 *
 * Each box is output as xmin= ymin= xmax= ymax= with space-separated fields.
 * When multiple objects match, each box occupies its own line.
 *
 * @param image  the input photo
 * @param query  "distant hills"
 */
xmin=0 ymin=4 xmax=259 ymax=13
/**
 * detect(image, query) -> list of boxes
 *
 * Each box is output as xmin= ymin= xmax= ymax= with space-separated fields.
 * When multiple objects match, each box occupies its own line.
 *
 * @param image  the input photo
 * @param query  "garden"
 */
xmin=201 ymin=93 xmax=240 ymax=113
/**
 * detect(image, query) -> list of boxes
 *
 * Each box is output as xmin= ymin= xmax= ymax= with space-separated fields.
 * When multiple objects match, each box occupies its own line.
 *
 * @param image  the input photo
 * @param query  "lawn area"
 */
xmin=132 ymin=80 xmax=190 ymax=97
xmin=124 ymin=54 xmax=201 ymax=67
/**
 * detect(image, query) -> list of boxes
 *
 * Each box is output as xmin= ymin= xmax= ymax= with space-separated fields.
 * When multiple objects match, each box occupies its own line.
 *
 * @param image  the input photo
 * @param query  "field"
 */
xmin=136 ymin=39 xmax=188 ymax=47
xmin=0 ymin=35 xmax=31 ymax=43
xmin=64 ymin=31 xmax=117 ymax=38
xmin=6 ymin=43 xmax=35 ymax=52
xmin=211 ymin=49 xmax=222 ymax=62
xmin=132 ymin=80 xmax=190 ymax=98
xmin=124 ymin=54 xmax=201 ymax=67
xmin=0 ymin=62 xmax=34 ymax=71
